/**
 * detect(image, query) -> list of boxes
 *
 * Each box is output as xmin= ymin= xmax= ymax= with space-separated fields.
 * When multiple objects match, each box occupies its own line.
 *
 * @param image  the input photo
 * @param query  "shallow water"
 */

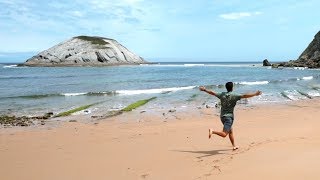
xmin=1 ymin=62 xmax=320 ymax=116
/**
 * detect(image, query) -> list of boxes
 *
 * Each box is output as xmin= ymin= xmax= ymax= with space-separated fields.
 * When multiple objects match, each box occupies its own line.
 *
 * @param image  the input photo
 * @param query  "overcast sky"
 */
xmin=0 ymin=0 xmax=319 ymax=62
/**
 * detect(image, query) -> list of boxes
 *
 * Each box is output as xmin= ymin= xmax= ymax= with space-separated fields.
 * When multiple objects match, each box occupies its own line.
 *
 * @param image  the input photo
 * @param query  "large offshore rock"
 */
xmin=24 ymin=36 xmax=149 ymax=66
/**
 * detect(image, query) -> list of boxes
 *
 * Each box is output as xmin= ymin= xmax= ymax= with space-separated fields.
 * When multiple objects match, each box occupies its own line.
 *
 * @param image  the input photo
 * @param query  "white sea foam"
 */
xmin=3 ymin=65 xmax=17 ymax=68
xmin=293 ymin=67 xmax=308 ymax=70
xmin=62 ymin=93 xmax=87 ymax=96
xmin=184 ymin=64 xmax=205 ymax=67
xmin=117 ymin=86 xmax=196 ymax=95
xmin=302 ymin=76 xmax=313 ymax=80
xmin=307 ymin=91 xmax=320 ymax=97
xmin=143 ymin=63 xmax=258 ymax=68
xmin=146 ymin=64 xmax=184 ymax=67
xmin=283 ymin=90 xmax=308 ymax=100
xmin=238 ymin=81 xmax=269 ymax=85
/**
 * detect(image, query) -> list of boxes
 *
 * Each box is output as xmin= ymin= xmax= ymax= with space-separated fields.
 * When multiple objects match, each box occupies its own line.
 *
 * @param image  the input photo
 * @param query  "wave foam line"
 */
xmin=281 ymin=90 xmax=309 ymax=101
xmin=302 ymin=76 xmax=313 ymax=80
xmin=61 ymin=91 xmax=117 ymax=96
xmin=184 ymin=64 xmax=205 ymax=67
xmin=4 ymin=91 xmax=113 ymax=99
xmin=117 ymin=86 xmax=196 ymax=95
xmin=3 ymin=65 xmax=17 ymax=68
xmin=307 ymin=91 xmax=320 ymax=97
xmin=141 ymin=64 xmax=257 ymax=68
xmin=61 ymin=93 xmax=87 ymax=96
xmin=238 ymin=81 xmax=269 ymax=85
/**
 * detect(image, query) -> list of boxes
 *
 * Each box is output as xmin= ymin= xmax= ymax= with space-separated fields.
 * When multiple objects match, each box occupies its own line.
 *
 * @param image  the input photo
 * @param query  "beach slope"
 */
xmin=1 ymin=99 xmax=320 ymax=179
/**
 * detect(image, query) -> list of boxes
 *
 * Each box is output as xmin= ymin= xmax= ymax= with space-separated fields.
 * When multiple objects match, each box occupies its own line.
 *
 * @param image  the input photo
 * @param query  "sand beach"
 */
xmin=1 ymin=98 xmax=320 ymax=180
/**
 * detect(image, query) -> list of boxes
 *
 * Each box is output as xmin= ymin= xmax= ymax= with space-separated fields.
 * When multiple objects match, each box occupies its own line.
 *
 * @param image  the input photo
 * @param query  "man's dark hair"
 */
xmin=225 ymin=82 xmax=233 ymax=92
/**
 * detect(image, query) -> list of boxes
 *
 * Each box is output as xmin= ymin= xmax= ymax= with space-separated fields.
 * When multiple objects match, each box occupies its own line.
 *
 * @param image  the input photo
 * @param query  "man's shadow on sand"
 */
xmin=172 ymin=149 xmax=230 ymax=159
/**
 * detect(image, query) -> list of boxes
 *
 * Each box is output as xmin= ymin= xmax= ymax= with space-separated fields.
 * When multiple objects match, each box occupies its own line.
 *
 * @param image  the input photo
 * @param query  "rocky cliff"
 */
xmin=24 ymin=36 xmax=149 ymax=66
xmin=277 ymin=31 xmax=320 ymax=68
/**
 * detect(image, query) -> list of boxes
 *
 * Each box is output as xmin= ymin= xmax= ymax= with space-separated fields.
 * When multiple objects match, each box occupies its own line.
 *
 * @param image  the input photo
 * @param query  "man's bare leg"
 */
xmin=209 ymin=129 xmax=238 ymax=150
xmin=229 ymin=129 xmax=238 ymax=150
xmin=210 ymin=129 xmax=228 ymax=138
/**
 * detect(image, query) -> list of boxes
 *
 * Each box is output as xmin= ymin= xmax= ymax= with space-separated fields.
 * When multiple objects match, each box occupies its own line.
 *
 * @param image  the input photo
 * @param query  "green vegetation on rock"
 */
xmin=92 ymin=97 xmax=157 ymax=119
xmin=76 ymin=36 xmax=110 ymax=46
xmin=121 ymin=97 xmax=157 ymax=112
xmin=55 ymin=103 xmax=98 ymax=117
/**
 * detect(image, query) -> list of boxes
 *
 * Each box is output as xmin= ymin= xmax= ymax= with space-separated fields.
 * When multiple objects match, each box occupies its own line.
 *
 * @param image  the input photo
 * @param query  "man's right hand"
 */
xmin=256 ymin=91 xmax=262 ymax=96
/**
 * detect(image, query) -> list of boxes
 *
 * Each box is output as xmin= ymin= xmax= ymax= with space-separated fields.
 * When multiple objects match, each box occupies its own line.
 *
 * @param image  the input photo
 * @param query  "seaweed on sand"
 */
xmin=93 ymin=97 xmax=157 ymax=119
xmin=55 ymin=102 xmax=99 ymax=117
xmin=121 ymin=97 xmax=157 ymax=112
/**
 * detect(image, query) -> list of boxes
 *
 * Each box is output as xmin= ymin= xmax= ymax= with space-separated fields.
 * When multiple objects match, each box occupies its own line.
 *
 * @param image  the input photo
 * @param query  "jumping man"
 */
xmin=199 ymin=82 xmax=262 ymax=150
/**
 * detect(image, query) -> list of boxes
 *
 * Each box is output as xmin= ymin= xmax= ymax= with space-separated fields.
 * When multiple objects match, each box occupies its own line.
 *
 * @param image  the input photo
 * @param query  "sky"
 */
xmin=0 ymin=0 xmax=320 ymax=63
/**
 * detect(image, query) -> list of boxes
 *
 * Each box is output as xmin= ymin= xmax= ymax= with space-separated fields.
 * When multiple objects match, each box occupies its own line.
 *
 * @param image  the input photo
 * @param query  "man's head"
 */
xmin=225 ymin=82 xmax=233 ymax=92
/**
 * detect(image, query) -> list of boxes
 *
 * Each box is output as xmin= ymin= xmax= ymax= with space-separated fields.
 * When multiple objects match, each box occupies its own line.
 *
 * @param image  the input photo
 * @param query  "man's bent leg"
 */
xmin=211 ymin=129 xmax=228 ymax=138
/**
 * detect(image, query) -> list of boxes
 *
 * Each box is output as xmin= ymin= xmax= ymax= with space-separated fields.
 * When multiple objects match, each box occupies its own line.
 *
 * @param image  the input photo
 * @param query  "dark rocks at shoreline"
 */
xmin=24 ymin=36 xmax=150 ymax=67
xmin=0 ymin=115 xmax=34 ymax=127
xmin=0 ymin=112 xmax=54 ymax=127
xmin=274 ymin=31 xmax=320 ymax=68
xmin=263 ymin=59 xmax=271 ymax=66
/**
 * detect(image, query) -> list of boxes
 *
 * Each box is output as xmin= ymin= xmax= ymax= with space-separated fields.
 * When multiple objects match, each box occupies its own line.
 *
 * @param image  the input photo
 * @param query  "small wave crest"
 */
xmin=302 ymin=76 xmax=313 ymax=80
xmin=3 ymin=64 xmax=18 ymax=68
xmin=237 ymin=81 xmax=269 ymax=85
xmin=61 ymin=93 xmax=87 ymax=96
xmin=293 ymin=67 xmax=308 ymax=70
xmin=5 ymin=94 xmax=63 ymax=99
xmin=280 ymin=90 xmax=313 ymax=100
xmin=61 ymin=91 xmax=117 ymax=96
xmin=142 ymin=63 xmax=258 ymax=68
xmin=184 ymin=64 xmax=205 ymax=67
xmin=307 ymin=91 xmax=320 ymax=97
xmin=4 ymin=91 xmax=114 ymax=99
xmin=5 ymin=86 xmax=197 ymax=99
xmin=116 ymin=86 xmax=196 ymax=95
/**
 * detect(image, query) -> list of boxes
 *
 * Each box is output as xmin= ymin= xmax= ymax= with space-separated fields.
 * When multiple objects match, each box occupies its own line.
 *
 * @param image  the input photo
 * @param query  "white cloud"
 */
xmin=219 ymin=11 xmax=262 ymax=20
xmin=89 ymin=0 xmax=145 ymax=19
xmin=124 ymin=0 xmax=144 ymax=4
xmin=70 ymin=11 xmax=84 ymax=17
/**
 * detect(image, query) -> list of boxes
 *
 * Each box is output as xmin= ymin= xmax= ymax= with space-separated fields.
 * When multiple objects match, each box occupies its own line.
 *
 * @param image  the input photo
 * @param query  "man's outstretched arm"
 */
xmin=199 ymin=86 xmax=217 ymax=96
xmin=241 ymin=91 xmax=262 ymax=99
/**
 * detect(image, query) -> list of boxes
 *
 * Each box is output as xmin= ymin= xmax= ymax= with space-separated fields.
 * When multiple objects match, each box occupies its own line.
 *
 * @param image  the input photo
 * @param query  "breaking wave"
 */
xmin=116 ymin=86 xmax=196 ymax=95
xmin=2 ymin=86 xmax=197 ymax=99
xmin=238 ymin=81 xmax=269 ymax=85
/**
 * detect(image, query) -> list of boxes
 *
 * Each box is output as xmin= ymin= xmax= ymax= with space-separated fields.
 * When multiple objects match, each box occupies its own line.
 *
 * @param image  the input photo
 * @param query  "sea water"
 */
xmin=1 ymin=62 xmax=320 ymax=116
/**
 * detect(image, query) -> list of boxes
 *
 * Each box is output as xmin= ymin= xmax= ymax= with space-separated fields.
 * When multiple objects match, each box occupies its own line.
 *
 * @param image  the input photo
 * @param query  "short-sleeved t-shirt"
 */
xmin=215 ymin=92 xmax=242 ymax=118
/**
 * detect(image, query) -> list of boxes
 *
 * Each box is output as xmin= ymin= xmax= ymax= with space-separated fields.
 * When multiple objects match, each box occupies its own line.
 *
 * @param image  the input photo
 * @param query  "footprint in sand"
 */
xmin=213 ymin=165 xmax=221 ymax=172
xmin=140 ymin=174 xmax=149 ymax=179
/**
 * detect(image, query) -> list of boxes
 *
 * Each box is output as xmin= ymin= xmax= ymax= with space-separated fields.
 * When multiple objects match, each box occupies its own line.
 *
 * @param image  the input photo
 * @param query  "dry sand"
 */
xmin=1 ymin=99 xmax=320 ymax=180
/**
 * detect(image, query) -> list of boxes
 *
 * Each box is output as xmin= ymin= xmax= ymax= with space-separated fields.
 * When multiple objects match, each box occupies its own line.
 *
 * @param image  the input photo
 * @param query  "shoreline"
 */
xmin=1 ymin=97 xmax=319 ymax=130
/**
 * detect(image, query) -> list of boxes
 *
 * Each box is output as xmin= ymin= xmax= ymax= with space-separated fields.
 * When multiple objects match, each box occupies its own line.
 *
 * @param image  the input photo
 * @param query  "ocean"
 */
xmin=1 ymin=62 xmax=320 ymax=117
